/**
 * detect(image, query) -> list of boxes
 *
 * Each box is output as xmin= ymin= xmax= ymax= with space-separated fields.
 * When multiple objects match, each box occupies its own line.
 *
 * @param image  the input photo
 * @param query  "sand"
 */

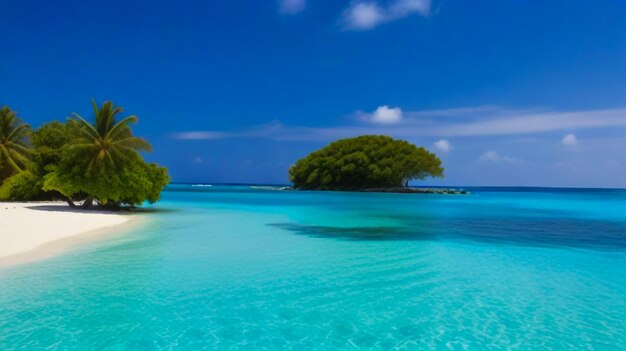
xmin=0 ymin=202 xmax=132 ymax=265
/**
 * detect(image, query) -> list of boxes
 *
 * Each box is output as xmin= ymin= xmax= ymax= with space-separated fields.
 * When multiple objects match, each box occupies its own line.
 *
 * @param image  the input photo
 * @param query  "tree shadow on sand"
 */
xmin=24 ymin=204 xmax=179 ymax=215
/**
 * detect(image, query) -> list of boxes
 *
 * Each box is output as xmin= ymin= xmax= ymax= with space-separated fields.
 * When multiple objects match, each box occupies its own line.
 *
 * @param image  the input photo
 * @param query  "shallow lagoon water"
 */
xmin=1 ymin=185 xmax=625 ymax=350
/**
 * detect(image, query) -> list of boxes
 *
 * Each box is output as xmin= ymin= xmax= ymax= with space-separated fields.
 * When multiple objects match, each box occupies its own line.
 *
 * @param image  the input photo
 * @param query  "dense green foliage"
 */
xmin=289 ymin=135 xmax=444 ymax=190
xmin=0 ymin=101 xmax=169 ymax=208
xmin=8 ymin=121 xmax=83 ymax=201
xmin=0 ymin=106 xmax=31 ymax=182
xmin=0 ymin=171 xmax=43 ymax=201
xmin=43 ymin=148 xmax=169 ymax=207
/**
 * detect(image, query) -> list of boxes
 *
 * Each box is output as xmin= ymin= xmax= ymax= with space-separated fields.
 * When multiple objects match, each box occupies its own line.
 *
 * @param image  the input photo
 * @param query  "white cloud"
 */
xmin=343 ymin=0 xmax=431 ymax=30
xmin=389 ymin=0 xmax=431 ymax=17
xmin=171 ymin=106 xmax=626 ymax=141
xmin=433 ymin=139 xmax=452 ymax=153
xmin=479 ymin=150 xmax=500 ymax=162
xmin=173 ymin=131 xmax=231 ymax=140
xmin=561 ymin=133 xmax=578 ymax=146
xmin=479 ymin=150 xmax=522 ymax=164
xmin=362 ymin=105 xmax=403 ymax=124
xmin=279 ymin=0 xmax=306 ymax=14
xmin=343 ymin=3 xmax=386 ymax=30
xmin=172 ymin=121 xmax=285 ymax=140
xmin=442 ymin=109 xmax=626 ymax=137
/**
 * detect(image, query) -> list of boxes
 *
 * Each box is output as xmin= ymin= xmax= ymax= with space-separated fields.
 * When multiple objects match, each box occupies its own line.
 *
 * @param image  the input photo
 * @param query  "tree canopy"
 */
xmin=289 ymin=135 xmax=444 ymax=190
xmin=0 ymin=106 xmax=31 ymax=182
xmin=0 ymin=100 xmax=169 ymax=208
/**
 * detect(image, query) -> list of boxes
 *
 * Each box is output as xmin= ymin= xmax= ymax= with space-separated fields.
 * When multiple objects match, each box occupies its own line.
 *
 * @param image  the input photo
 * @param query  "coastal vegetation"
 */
xmin=289 ymin=135 xmax=444 ymax=190
xmin=0 ymin=101 xmax=169 ymax=208
xmin=0 ymin=106 xmax=31 ymax=182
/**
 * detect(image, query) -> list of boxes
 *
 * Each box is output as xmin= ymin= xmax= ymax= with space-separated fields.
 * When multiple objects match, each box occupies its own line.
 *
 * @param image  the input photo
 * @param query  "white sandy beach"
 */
xmin=0 ymin=202 xmax=131 ymax=264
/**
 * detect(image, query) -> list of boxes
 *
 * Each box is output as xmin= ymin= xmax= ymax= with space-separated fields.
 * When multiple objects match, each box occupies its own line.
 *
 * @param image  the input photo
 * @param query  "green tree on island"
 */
xmin=0 ymin=106 xmax=32 ymax=182
xmin=289 ymin=135 xmax=443 ymax=190
xmin=0 ymin=100 xmax=169 ymax=209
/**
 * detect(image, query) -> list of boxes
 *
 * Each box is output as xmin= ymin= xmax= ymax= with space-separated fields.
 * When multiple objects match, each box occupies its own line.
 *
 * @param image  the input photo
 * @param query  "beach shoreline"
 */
xmin=0 ymin=202 xmax=136 ymax=266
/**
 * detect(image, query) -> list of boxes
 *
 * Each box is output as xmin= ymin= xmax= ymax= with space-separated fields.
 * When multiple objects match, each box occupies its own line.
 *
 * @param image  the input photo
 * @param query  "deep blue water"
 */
xmin=1 ymin=185 xmax=625 ymax=350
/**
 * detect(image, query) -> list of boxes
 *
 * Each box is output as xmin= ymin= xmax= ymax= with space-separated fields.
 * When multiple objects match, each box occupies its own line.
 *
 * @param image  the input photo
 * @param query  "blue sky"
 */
xmin=2 ymin=0 xmax=625 ymax=187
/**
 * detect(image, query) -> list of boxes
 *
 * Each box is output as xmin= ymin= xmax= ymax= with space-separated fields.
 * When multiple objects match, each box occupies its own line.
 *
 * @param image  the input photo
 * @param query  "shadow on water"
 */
xmin=443 ymin=217 xmax=626 ymax=251
xmin=270 ymin=217 xmax=626 ymax=251
xmin=163 ymin=185 xmax=626 ymax=250
xmin=268 ymin=223 xmax=435 ymax=241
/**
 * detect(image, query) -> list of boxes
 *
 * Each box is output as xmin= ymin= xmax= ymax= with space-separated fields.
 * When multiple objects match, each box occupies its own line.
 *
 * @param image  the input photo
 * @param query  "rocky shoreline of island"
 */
xmin=282 ymin=186 xmax=469 ymax=194
xmin=359 ymin=187 xmax=469 ymax=194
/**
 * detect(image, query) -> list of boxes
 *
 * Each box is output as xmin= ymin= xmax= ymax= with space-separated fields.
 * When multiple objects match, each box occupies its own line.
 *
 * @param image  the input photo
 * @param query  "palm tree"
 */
xmin=69 ymin=99 xmax=152 ymax=208
xmin=0 ymin=106 xmax=31 ymax=181
xmin=72 ymin=99 xmax=152 ymax=174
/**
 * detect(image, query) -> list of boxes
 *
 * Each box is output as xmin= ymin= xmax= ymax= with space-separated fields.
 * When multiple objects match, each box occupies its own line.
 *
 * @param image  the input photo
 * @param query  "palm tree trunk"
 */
xmin=65 ymin=198 xmax=77 ymax=208
xmin=80 ymin=196 xmax=94 ymax=209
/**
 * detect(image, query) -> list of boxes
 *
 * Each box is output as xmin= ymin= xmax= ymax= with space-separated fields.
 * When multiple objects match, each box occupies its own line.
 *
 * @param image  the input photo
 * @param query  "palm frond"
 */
xmin=0 ymin=145 xmax=22 ymax=172
xmin=72 ymin=113 xmax=100 ymax=141
xmin=90 ymin=99 xmax=100 ymax=119
xmin=106 ymin=115 xmax=138 ymax=140
xmin=68 ymin=143 xmax=99 ymax=152
xmin=114 ymin=136 xmax=152 ymax=152
xmin=6 ymin=141 xmax=34 ymax=155
xmin=6 ymin=123 xmax=30 ymax=141
xmin=7 ymin=148 xmax=29 ymax=165
xmin=73 ymin=100 xmax=152 ymax=176
xmin=86 ymin=156 xmax=98 ymax=175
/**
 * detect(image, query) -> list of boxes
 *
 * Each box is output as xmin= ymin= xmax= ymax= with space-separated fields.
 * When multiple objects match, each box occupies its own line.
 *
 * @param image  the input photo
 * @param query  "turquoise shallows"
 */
xmin=1 ymin=185 xmax=625 ymax=350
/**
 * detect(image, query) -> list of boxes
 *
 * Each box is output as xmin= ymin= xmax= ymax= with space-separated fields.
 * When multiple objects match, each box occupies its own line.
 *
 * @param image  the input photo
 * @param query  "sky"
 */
xmin=1 ymin=0 xmax=626 ymax=188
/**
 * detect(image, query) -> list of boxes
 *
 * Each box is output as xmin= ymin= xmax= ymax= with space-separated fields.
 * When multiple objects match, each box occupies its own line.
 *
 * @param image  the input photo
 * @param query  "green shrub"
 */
xmin=0 ymin=171 xmax=44 ymax=201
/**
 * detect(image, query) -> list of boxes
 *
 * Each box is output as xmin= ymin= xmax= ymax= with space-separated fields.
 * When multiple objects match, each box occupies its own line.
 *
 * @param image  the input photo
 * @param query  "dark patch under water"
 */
xmin=270 ymin=216 xmax=626 ymax=250
xmin=163 ymin=184 xmax=626 ymax=250
xmin=444 ymin=217 xmax=626 ymax=250
xmin=268 ymin=223 xmax=432 ymax=241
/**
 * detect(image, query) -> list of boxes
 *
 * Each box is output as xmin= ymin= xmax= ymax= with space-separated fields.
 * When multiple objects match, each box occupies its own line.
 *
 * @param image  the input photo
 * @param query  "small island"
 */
xmin=288 ymin=135 xmax=465 ymax=194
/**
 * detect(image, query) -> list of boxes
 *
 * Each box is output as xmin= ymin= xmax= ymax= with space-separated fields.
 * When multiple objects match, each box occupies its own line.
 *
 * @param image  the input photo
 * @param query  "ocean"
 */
xmin=1 ymin=185 xmax=625 ymax=349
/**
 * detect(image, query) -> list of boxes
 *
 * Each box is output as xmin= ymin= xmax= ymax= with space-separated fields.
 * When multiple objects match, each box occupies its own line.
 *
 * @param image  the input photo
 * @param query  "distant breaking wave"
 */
xmin=250 ymin=186 xmax=279 ymax=190
xmin=250 ymin=186 xmax=292 ymax=191
xmin=191 ymin=184 xmax=213 ymax=187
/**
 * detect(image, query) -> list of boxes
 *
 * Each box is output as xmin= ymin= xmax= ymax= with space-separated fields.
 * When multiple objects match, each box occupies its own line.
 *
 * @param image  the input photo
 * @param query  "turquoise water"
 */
xmin=1 ymin=185 xmax=626 ymax=350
